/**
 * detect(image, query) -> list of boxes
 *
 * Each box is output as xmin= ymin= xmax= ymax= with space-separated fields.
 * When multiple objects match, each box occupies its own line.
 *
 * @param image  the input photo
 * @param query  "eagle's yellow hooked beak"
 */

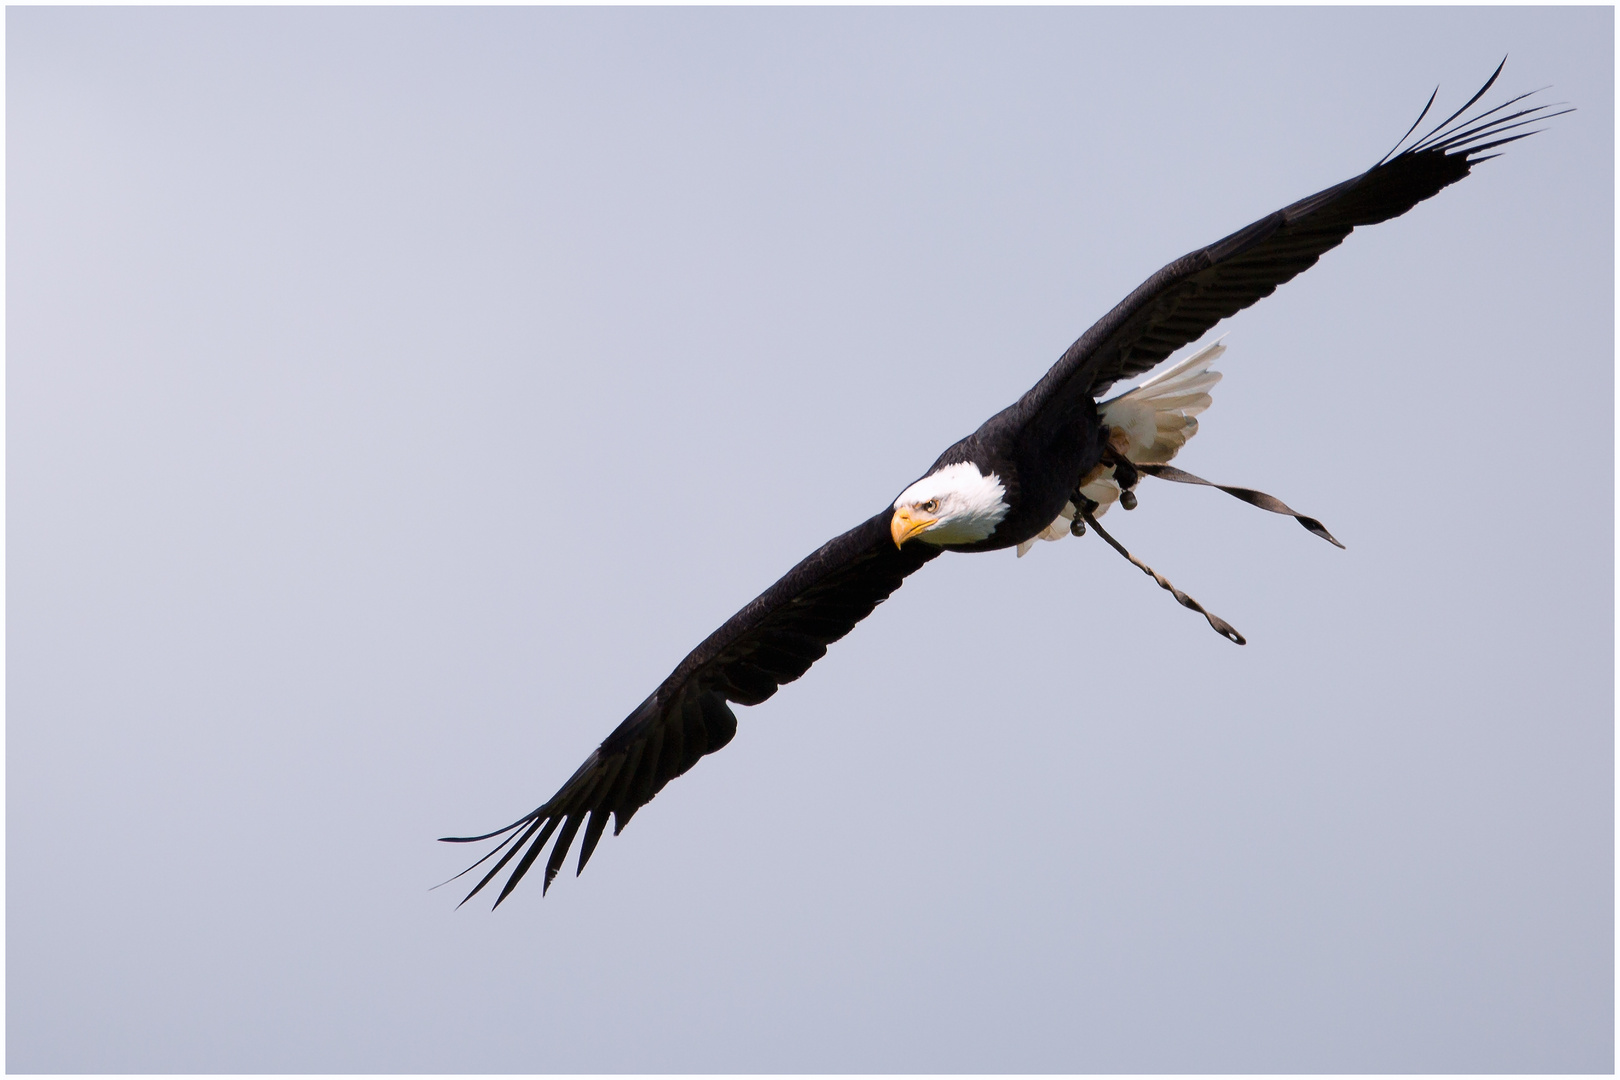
xmin=890 ymin=506 xmax=937 ymax=548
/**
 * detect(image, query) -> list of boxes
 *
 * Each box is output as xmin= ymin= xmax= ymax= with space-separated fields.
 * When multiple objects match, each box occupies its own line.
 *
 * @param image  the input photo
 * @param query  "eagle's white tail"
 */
xmin=1017 ymin=339 xmax=1225 ymax=557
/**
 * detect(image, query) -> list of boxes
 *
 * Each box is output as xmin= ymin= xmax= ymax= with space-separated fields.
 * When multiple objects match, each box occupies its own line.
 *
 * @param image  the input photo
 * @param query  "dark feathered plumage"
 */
xmin=441 ymin=63 xmax=1566 ymax=907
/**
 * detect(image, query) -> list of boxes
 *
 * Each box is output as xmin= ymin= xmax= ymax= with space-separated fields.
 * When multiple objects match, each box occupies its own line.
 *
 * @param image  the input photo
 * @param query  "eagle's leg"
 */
xmin=1102 ymin=445 xmax=1140 ymax=510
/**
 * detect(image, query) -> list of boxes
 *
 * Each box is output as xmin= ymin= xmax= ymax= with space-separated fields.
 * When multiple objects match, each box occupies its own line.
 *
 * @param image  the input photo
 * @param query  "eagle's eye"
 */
xmin=920 ymin=499 xmax=939 ymax=514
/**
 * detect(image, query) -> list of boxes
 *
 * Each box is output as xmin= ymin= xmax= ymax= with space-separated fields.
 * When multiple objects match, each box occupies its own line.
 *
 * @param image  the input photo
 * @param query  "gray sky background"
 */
xmin=8 ymin=7 xmax=1613 ymax=1073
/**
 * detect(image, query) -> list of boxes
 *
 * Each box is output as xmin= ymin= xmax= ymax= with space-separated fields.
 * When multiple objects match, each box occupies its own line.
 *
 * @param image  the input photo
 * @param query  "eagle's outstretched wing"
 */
xmin=441 ymin=509 xmax=942 ymax=907
xmin=1013 ymin=61 xmax=1569 ymax=429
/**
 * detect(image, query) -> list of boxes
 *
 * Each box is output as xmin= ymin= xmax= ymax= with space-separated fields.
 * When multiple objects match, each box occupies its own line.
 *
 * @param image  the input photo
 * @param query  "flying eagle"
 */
xmin=442 ymin=63 xmax=1565 ymax=907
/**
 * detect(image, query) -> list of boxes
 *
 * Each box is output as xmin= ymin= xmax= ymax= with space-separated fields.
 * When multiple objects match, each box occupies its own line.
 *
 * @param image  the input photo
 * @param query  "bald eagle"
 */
xmin=442 ymin=63 xmax=1565 ymax=907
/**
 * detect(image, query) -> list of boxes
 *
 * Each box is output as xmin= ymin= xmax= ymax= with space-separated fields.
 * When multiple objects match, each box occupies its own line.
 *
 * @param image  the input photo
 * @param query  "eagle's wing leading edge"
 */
xmin=441 ymin=509 xmax=942 ymax=907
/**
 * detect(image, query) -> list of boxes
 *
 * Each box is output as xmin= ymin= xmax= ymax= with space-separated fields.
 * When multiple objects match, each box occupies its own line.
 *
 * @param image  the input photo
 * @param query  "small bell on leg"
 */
xmin=1102 ymin=445 xmax=1141 ymax=510
xmin=1068 ymin=491 xmax=1099 ymax=536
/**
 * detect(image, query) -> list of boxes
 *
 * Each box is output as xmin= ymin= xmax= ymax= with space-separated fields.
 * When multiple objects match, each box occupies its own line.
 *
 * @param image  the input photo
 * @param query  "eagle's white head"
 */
xmin=890 ymin=462 xmax=1010 ymax=547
